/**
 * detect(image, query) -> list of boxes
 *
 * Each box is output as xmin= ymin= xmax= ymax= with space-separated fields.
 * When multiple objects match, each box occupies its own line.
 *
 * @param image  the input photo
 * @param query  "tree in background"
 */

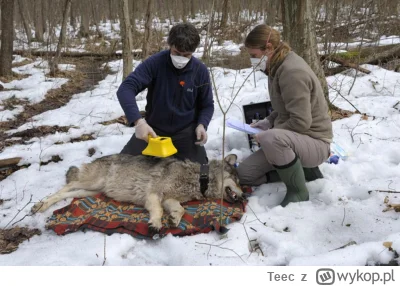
xmin=220 ymin=0 xmax=229 ymax=29
xmin=281 ymin=0 xmax=333 ymax=109
xmin=78 ymin=0 xmax=90 ymax=38
xmin=17 ymin=0 xmax=32 ymax=45
xmin=0 ymin=0 xmax=14 ymax=77
xmin=266 ymin=0 xmax=279 ymax=27
xmin=120 ymin=0 xmax=133 ymax=79
xmin=142 ymin=0 xmax=153 ymax=59
xmin=34 ymin=0 xmax=43 ymax=42
xmin=49 ymin=0 xmax=72 ymax=76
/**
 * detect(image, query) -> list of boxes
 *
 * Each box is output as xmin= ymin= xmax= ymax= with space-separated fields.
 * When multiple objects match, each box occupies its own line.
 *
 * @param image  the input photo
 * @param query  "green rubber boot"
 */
xmin=275 ymin=157 xmax=309 ymax=207
xmin=303 ymin=167 xmax=324 ymax=181
xmin=267 ymin=166 xmax=323 ymax=183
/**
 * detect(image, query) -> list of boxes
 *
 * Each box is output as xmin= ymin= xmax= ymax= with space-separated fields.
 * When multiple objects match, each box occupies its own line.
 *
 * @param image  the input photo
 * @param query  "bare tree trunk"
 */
xmin=172 ymin=0 xmax=180 ymax=22
xmin=281 ymin=0 xmax=333 ymax=109
xmin=109 ymin=0 xmax=117 ymax=23
xmin=142 ymin=0 xmax=153 ymax=59
xmin=190 ymin=0 xmax=196 ymax=19
xmin=220 ymin=0 xmax=229 ymax=29
xmin=70 ymin=0 xmax=76 ymax=31
xmin=50 ymin=0 xmax=72 ymax=76
xmin=41 ymin=0 xmax=47 ymax=34
xmin=182 ymin=0 xmax=187 ymax=23
xmin=327 ymin=0 xmax=339 ymax=56
xmin=78 ymin=1 xmax=90 ymax=38
xmin=202 ymin=0 xmax=215 ymax=64
xmin=0 ymin=0 xmax=14 ymax=77
xmin=34 ymin=0 xmax=43 ymax=42
xmin=90 ymin=0 xmax=103 ymax=37
xmin=235 ymin=0 xmax=241 ymax=23
xmin=56 ymin=0 xmax=72 ymax=58
xmin=266 ymin=0 xmax=277 ymax=26
xmin=129 ymin=0 xmax=136 ymax=32
xmin=17 ymin=0 xmax=32 ymax=45
xmin=166 ymin=2 xmax=173 ymax=30
xmin=119 ymin=0 xmax=133 ymax=79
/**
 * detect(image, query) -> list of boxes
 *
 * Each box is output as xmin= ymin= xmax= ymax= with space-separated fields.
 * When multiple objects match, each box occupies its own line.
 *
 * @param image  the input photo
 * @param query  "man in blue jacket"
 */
xmin=117 ymin=23 xmax=214 ymax=164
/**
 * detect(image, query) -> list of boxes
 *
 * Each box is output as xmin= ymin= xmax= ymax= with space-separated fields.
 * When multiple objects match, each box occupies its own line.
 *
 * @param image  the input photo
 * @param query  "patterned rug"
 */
xmin=46 ymin=190 xmax=249 ymax=239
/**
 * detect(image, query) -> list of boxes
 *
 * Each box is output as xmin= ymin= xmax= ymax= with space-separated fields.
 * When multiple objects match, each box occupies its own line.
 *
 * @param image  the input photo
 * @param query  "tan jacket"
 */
xmin=267 ymin=51 xmax=333 ymax=143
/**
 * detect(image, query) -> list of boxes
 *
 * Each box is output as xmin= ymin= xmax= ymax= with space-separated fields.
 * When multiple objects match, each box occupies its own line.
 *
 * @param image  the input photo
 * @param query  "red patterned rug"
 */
xmin=46 ymin=189 xmax=250 ymax=239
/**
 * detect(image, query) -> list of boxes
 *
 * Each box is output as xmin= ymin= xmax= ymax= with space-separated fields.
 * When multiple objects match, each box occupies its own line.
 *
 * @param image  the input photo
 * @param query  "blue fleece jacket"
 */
xmin=117 ymin=50 xmax=214 ymax=134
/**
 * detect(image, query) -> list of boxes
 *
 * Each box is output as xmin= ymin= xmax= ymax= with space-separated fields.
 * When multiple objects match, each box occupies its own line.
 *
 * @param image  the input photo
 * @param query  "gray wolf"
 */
xmin=32 ymin=154 xmax=244 ymax=231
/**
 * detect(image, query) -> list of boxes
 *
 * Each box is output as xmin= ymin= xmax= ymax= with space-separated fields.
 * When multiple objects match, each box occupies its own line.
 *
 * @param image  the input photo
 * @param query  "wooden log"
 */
xmin=364 ymin=44 xmax=400 ymax=65
xmin=0 ymin=157 xmax=22 ymax=168
xmin=321 ymin=55 xmax=371 ymax=74
xmin=325 ymin=66 xmax=348 ymax=76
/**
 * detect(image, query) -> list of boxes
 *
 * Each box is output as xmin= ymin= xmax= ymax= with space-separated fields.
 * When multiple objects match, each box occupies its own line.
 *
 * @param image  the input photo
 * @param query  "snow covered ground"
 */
xmin=0 ymin=48 xmax=399 ymax=266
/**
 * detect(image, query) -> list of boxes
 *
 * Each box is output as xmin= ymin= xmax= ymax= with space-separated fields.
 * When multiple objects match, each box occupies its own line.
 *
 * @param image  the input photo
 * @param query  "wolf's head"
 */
xmin=206 ymin=154 xmax=245 ymax=203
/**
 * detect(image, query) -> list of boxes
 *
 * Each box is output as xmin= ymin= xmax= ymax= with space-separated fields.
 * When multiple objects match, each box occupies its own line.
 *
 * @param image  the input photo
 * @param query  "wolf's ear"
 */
xmin=224 ymin=154 xmax=237 ymax=166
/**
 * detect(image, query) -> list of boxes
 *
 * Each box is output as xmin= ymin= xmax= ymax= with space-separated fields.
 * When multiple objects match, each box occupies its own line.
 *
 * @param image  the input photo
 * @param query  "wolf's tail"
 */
xmin=66 ymin=166 xmax=79 ymax=183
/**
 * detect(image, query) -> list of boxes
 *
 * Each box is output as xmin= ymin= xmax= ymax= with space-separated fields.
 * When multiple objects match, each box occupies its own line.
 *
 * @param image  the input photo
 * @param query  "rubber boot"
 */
xmin=266 ymin=170 xmax=281 ymax=183
xmin=303 ymin=166 xmax=324 ymax=181
xmin=274 ymin=156 xmax=309 ymax=207
xmin=266 ymin=166 xmax=323 ymax=183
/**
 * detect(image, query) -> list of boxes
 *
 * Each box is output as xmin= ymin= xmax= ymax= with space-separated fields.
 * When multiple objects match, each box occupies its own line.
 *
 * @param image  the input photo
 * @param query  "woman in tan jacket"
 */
xmin=237 ymin=24 xmax=333 ymax=207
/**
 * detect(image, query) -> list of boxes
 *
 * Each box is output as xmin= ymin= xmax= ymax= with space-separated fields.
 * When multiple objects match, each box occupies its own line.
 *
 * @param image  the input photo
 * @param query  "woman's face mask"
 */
xmin=250 ymin=56 xmax=267 ymax=71
xmin=170 ymin=54 xmax=190 ymax=69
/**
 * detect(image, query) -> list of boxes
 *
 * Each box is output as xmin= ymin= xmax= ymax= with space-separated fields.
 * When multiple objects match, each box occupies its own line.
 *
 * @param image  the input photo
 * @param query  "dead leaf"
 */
xmin=384 ymin=196 xmax=389 ymax=204
xmin=0 ymin=227 xmax=41 ymax=254
xmin=383 ymin=242 xmax=393 ymax=249
xmin=382 ymin=197 xmax=400 ymax=212
xmin=361 ymin=114 xmax=368 ymax=120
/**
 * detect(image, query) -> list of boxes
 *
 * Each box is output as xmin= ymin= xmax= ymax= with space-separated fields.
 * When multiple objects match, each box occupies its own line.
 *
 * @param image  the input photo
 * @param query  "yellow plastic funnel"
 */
xmin=142 ymin=136 xmax=178 ymax=158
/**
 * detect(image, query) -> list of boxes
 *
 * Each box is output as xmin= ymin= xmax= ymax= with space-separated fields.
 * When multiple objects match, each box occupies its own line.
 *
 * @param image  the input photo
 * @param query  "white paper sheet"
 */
xmin=226 ymin=118 xmax=262 ymax=135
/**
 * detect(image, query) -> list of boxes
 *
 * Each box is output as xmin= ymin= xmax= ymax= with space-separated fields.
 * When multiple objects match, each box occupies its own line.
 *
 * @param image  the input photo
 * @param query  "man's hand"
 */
xmin=250 ymin=118 xmax=271 ymax=131
xmin=195 ymin=124 xmax=207 ymax=146
xmin=135 ymin=119 xmax=157 ymax=142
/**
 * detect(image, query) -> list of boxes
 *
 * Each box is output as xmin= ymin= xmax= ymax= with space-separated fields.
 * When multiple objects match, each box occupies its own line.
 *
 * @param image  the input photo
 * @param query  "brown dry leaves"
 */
xmin=0 ymin=227 xmax=41 ymax=254
xmin=383 ymin=196 xmax=400 ymax=212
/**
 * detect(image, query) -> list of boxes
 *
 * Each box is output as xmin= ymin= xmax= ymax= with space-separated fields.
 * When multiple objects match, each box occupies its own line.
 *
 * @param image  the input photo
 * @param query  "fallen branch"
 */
xmin=5 ymin=195 xmax=33 ymax=228
xmin=195 ymin=241 xmax=246 ymax=264
xmin=364 ymin=44 xmax=400 ymax=65
xmin=329 ymin=241 xmax=357 ymax=252
xmin=321 ymin=55 xmax=371 ymax=74
xmin=0 ymin=157 xmax=22 ymax=169
xmin=328 ymin=83 xmax=362 ymax=114
xmin=371 ymin=190 xmax=400 ymax=194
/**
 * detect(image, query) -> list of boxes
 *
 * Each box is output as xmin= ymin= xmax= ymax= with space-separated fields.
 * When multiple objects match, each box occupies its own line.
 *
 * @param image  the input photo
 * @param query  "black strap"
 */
xmin=200 ymin=164 xmax=209 ymax=196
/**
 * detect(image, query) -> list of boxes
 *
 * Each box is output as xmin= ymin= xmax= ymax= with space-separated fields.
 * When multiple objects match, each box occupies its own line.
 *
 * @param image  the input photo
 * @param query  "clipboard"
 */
xmin=226 ymin=118 xmax=262 ymax=135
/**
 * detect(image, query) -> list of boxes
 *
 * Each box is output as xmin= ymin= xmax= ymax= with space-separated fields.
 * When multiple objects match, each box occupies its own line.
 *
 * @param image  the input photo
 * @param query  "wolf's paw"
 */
xmin=148 ymin=219 xmax=162 ymax=231
xmin=169 ymin=211 xmax=184 ymax=227
xmin=31 ymin=202 xmax=48 ymax=213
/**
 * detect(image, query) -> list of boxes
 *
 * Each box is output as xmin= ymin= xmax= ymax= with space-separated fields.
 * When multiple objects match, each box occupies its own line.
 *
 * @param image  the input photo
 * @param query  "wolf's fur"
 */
xmin=32 ymin=154 xmax=243 ymax=230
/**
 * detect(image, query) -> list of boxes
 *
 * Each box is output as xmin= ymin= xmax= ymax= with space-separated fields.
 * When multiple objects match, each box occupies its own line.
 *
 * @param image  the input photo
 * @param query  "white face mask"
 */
xmin=250 ymin=56 xmax=267 ymax=71
xmin=170 ymin=54 xmax=190 ymax=69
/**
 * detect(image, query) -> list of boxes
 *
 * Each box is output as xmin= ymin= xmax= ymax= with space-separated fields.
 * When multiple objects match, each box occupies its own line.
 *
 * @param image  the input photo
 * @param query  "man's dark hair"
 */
xmin=167 ymin=23 xmax=200 ymax=52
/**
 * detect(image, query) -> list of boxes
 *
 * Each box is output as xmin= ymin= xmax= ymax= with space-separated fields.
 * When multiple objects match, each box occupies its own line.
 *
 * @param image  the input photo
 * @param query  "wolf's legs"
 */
xmin=145 ymin=193 xmax=163 ymax=230
xmin=31 ymin=181 xmax=101 ymax=213
xmin=162 ymin=199 xmax=185 ymax=227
